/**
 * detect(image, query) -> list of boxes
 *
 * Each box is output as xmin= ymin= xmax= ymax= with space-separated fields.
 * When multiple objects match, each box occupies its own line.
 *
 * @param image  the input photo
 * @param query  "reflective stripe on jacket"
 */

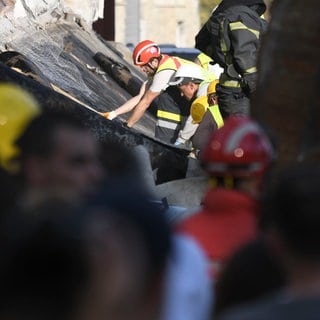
xmin=208 ymin=104 xmax=224 ymax=128
xmin=218 ymin=6 xmax=267 ymax=88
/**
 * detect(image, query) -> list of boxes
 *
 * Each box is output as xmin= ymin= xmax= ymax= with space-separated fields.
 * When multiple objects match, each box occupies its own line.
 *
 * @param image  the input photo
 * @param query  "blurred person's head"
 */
xmin=0 ymin=181 xmax=171 ymax=320
xmin=261 ymin=164 xmax=320 ymax=270
xmin=0 ymin=83 xmax=40 ymax=174
xmin=15 ymin=110 xmax=103 ymax=203
xmin=214 ymin=238 xmax=286 ymax=316
xmin=78 ymin=180 xmax=172 ymax=320
xmin=0 ymin=200 xmax=90 ymax=320
xmin=200 ymin=116 xmax=276 ymax=199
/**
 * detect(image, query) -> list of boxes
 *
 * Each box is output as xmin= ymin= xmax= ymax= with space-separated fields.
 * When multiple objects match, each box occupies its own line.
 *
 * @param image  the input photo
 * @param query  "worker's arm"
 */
xmin=126 ymin=89 xmax=160 ymax=127
xmin=228 ymin=19 xmax=266 ymax=95
xmin=101 ymin=82 xmax=146 ymax=120
xmin=114 ymin=82 xmax=146 ymax=116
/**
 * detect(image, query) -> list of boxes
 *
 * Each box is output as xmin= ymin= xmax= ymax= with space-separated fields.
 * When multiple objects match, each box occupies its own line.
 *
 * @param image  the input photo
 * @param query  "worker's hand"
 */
xmin=174 ymin=137 xmax=186 ymax=146
xmin=101 ymin=111 xmax=117 ymax=120
xmin=174 ymin=138 xmax=193 ymax=150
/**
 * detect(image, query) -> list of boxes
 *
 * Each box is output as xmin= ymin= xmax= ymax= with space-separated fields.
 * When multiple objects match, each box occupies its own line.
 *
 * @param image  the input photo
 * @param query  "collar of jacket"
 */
xmin=216 ymin=0 xmax=266 ymax=15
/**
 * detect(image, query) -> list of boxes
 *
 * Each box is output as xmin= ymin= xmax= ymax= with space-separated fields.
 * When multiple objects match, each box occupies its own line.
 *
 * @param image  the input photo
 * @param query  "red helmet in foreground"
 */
xmin=201 ymin=116 xmax=275 ymax=177
xmin=132 ymin=40 xmax=161 ymax=66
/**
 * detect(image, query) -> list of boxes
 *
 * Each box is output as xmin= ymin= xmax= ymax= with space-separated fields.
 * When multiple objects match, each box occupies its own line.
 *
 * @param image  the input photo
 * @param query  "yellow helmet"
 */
xmin=191 ymin=96 xmax=209 ymax=124
xmin=207 ymin=79 xmax=219 ymax=96
xmin=0 ymin=83 xmax=40 ymax=173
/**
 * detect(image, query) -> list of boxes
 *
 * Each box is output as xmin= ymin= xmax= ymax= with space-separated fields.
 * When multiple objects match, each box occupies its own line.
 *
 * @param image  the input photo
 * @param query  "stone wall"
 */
xmin=115 ymin=0 xmax=200 ymax=48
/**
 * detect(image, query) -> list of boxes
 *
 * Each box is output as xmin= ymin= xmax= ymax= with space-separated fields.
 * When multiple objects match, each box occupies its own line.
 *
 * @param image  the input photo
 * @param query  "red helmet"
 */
xmin=201 ymin=116 xmax=275 ymax=177
xmin=132 ymin=40 xmax=161 ymax=66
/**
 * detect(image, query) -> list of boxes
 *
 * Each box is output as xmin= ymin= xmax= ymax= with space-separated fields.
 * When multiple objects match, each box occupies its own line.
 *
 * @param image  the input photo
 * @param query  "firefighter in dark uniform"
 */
xmin=195 ymin=0 xmax=268 ymax=119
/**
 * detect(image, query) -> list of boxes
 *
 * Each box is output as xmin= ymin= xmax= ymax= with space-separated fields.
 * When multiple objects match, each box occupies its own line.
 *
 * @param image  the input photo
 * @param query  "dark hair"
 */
xmin=86 ymin=178 xmax=172 ymax=279
xmin=214 ymin=238 xmax=286 ymax=316
xmin=16 ymin=110 xmax=89 ymax=159
xmin=0 ymin=201 xmax=90 ymax=320
xmin=260 ymin=164 xmax=320 ymax=258
xmin=0 ymin=186 xmax=171 ymax=320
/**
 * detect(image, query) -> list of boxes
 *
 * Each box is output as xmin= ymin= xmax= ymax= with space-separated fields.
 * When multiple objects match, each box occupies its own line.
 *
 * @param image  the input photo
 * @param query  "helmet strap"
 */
xmin=149 ymin=56 xmax=162 ymax=71
xmin=147 ymin=61 xmax=157 ymax=71
xmin=208 ymin=176 xmax=235 ymax=189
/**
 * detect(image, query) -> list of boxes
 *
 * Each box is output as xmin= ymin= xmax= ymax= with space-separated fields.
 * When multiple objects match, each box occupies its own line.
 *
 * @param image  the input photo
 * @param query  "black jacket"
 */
xmin=216 ymin=0 xmax=266 ymax=16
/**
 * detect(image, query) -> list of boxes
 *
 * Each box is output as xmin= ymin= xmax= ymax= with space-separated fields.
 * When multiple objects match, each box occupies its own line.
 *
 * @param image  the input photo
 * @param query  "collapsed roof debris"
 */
xmin=0 ymin=0 xmax=191 ymax=185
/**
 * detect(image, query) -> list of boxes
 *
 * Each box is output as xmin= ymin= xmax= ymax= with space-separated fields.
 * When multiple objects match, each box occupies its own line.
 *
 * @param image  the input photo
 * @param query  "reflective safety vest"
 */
xmin=156 ymin=54 xmax=193 ymax=73
xmin=154 ymin=87 xmax=188 ymax=143
xmin=155 ymin=55 xmax=194 ymax=143
xmin=208 ymin=104 xmax=224 ymax=128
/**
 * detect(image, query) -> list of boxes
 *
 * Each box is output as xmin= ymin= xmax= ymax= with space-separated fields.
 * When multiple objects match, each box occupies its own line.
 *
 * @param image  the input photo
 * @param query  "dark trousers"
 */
xmin=216 ymin=84 xmax=250 ymax=119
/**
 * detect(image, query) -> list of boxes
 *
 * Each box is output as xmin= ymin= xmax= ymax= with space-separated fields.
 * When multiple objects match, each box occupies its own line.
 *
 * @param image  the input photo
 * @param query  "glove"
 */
xmin=174 ymin=137 xmax=186 ymax=146
xmin=101 ymin=110 xmax=117 ymax=120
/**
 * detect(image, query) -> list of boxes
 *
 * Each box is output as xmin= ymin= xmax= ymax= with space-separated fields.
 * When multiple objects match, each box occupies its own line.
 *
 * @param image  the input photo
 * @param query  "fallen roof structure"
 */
xmin=0 ymin=2 xmax=194 ymax=188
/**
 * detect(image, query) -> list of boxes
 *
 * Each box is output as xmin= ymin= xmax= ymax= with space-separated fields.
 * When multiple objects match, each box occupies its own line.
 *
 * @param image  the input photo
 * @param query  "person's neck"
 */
xmin=237 ymin=176 xmax=262 ymax=200
xmin=285 ymin=260 xmax=320 ymax=298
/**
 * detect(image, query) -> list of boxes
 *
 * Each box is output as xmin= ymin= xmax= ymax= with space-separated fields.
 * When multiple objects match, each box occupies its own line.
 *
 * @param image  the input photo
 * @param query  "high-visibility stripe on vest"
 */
xmin=208 ymin=104 xmax=224 ymax=128
xmin=156 ymin=119 xmax=179 ymax=130
xmin=157 ymin=110 xmax=182 ymax=122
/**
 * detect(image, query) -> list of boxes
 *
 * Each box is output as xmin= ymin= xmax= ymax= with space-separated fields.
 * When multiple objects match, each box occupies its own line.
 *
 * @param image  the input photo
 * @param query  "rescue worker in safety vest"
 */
xmin=102 ymin=40 xmax=195 ymax=143
xmin=192 ymin=80 xmax=224 ymax=156
xmin=168 ymin=63 xmax=217 ymax=147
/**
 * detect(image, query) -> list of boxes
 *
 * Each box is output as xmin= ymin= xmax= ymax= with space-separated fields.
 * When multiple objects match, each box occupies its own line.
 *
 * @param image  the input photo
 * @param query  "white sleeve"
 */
xmin=161 ymin=234 xmax=214 ymax=320
xmin=197 ymin=82 xmax=209 ymax=98
xmin=176 ymin=115 xmax=199 ymax=143
xmin=149 ymin=69 xmax=176 ymax=92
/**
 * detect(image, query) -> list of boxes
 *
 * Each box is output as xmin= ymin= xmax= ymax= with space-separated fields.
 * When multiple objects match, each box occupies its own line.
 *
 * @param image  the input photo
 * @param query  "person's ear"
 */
xmin=152 ymin=58 xmax=159 ymax=68
xmin=190 ymin=82 xmax=198 ymax=91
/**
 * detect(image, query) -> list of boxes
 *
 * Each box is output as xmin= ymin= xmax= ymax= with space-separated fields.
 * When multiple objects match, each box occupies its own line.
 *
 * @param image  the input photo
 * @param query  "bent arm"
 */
xmin=229 ymin=21 xmax=260 ymax=75
xmin=126 ymin=89 xmax=160 ymax=127
xmin=113 ymin=82 xmax=147 ymax=117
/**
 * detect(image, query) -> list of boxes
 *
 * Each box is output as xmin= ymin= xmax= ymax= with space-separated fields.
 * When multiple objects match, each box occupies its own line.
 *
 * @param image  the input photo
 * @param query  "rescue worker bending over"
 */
xmin=168 ymin=63 xmax=217 ymax=147
xmin=102 ymin=40 xmax=195 ymax=144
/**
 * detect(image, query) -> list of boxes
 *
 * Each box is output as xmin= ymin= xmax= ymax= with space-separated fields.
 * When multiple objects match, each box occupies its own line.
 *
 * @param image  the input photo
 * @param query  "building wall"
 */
xmin=1 ymin=0 xmax=199 ymax=47
xmin=115 ymin=0 xmax=200 ymax=48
